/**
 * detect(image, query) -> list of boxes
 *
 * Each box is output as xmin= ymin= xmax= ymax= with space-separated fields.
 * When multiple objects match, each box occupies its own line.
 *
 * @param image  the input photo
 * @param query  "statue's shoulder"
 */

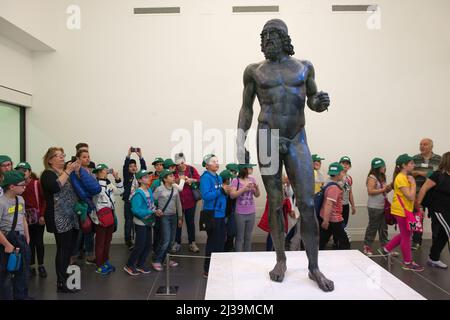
xmin=244 ymin=62 xmax=262 ymax=75
xmin=299 ymin=59 xmax=314 ymax=69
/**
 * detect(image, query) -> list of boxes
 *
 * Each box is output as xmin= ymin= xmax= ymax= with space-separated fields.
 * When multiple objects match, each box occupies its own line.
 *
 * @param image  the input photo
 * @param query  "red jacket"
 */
xmin=257 ymin=196 xmax=291 ymax=233
xmin=174 ymin=165 xmax=201 ymax=210
xmin=21 ymin=178 xmax=46 ymax=217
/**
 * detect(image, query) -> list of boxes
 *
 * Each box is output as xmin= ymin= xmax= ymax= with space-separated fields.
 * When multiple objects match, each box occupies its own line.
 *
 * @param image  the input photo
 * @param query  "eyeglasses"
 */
xmin=14 ymin=183 xmax=26 ymax=187
xmin=51 ymin=153 xmax=66 ymax=159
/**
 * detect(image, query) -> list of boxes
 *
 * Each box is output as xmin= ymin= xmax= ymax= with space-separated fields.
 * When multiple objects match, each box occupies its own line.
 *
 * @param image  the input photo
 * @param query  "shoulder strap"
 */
xmin=104 ymin=184 xmax=115 ymax=210
xmin=11 ymin=196 xmax=19 ymax=233
xmin=34 ymin=180 xmax=40 ymax=211
xmin=161 ymin=187 xmax=174 ymax=213
xmin=189 ymin=165 xmax=193 ymax=178
xmin=396 ymin=193 xmax=406 ymax=210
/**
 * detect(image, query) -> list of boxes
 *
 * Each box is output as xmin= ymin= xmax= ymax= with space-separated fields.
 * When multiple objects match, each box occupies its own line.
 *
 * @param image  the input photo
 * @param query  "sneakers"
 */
xmin=167 ymin=260 xmax=178 ymax=267
xmin=38 ymin=265 xmax=47 ymax=278
xmin=123 ymin=265 xmax=140 ymax=276
xmin=189 ymin=242 xmax=200 ymax=253
xmin=152 ymin=262 xmax=163 ymax=272
xmin=170 ymin=242 xmax=181 ymax=253
xmin=85 ymin=258 xmax=96 ymax=266
xmin=427 ymin=258 xmax=448 ymax=269
xmin=136 ymin=266 xmax=152 ymax=274
xmin=402 ymin=261 xmax=424 ymax=272
xmin=363 ymin=245 xmax=374 ymax=256
xmin=105 ymin=261 xmax=116 ymax=272
xmin=411 ymin=243 xmax=421 ymax=251
xmin=96 ymin=265 xmax=111 ymax=275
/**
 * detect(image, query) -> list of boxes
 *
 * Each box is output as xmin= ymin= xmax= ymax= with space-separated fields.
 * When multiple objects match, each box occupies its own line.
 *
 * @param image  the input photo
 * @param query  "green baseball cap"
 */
xmin=219 ymin=170 xmax=234 ymax=181
xmin=0 ymin=155 xmax=12 ymax=165
xmin=371 ymin=158 xmax=386 ymax=169
xmin=152 ymin=157 xmax=164 ymax=165
xmin=0 ymin=170 xmax=25 ymax=187
xmin=396 ymin=153 xmax=414 ymax=166
xmin=163 ymin=158 xmax=176 ymax=169
xmin=328 ymin=162 xmax=344 ymax=176
xmin=312 ymin=154 xmax=325 ymax=162
xmin=226 ymin=163 xmax=239 ymax=172
xmin=339 ymin=156 xmax=351 ymax=164
xmin=14 ymin=162 xmax=31 ymax=171
xmin=135 ymin=169 xmax=151 ymax=180
xmin=238 ymin=163 xmax=257 ymax=170
xmin=92 ymin=163 xmax=109 ymax=173
xmin=159 ymin=169 xmax=175 ymax=180
xmin=202 ymin=154 xmax=216 ymax=167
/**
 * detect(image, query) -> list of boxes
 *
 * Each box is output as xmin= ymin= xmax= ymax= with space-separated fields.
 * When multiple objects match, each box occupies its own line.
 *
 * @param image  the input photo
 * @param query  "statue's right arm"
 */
xmin=238 ymin=64 xmax=257 ymax=131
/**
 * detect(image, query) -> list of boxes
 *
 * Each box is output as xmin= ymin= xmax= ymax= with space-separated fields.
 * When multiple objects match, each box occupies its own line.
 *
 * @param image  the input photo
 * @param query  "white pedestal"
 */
xmin=205 ymin=250 xmax=425 ymax=300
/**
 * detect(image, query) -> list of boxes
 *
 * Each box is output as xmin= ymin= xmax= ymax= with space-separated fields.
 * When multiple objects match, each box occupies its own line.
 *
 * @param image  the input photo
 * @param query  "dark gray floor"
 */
xmin=28 ymin=240 xmax=449 ymax=300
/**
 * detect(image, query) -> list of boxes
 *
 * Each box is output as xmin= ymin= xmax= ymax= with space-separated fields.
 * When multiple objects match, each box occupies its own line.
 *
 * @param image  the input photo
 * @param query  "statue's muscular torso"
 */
xmin=245 ymin=57 xmax=312 ymax=139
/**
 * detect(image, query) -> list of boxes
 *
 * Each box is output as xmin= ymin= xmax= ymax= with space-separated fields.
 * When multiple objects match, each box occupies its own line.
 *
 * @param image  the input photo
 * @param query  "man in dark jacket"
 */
xmin=122 ymin=148 xmax=147 ymax=250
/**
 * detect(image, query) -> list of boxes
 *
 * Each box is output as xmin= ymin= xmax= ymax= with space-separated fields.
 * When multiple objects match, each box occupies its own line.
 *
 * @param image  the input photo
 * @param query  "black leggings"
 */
xmin=54 ymin=229 xmax=78 ymax=284
xmin=29 ymin=224 xmax=45 ymax=266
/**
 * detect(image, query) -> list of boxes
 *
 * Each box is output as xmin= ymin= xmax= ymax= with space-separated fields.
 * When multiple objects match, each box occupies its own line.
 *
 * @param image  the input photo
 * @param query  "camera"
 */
xmin=131 ymin=147 xmax=141 ymax=153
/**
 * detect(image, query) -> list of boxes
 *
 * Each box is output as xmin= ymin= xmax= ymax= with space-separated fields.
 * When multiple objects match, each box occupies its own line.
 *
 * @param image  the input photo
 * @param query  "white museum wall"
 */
xmin=1 ymin=0 xmax=449 ymax=242
xmin=0 ymin=33 xmax=33 ymax=104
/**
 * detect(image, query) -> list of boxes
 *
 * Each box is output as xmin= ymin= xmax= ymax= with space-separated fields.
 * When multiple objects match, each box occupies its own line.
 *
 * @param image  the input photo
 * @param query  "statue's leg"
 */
xmin=257 ymin=128 xmax=286 ymax=282
xmin=284 ymin=129 xmax=334 ymax=292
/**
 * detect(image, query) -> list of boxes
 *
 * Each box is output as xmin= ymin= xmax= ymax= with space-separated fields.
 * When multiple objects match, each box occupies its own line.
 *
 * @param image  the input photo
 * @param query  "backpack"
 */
xmin=314 ymin=182 xmax=340 ymax=219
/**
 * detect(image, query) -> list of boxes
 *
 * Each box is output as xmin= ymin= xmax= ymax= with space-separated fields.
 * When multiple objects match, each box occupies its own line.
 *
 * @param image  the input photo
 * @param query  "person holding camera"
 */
xmin=92 ymin=164 xmax=124 ymax=275
xmin=0 ymin=170 xmax=32 ymax=300
xmin=122 ymin=147 xmax=147 ymax=250
xmin=230 ymin=164 xmax=261 ymax=252
xmin=15 ymin=162 xmax=47 ymax=278
xmin=40 ymin=147 xmax=81 ymax=293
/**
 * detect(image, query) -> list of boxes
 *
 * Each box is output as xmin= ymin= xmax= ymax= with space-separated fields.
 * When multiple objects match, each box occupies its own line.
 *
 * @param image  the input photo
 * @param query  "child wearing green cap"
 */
xmin=0 ymin=170 xmax=32 ymax=299
xmin=15 ymin=162 xmax=48 ymax=278
xmin=230 ymin=164 xmax=260 ymax=252
xmin=122 ymin=147 xmax=147 ymax=250
xmin=152 ymin=169 xmax=183 ymax=271
xmin=381 ymin=154 xmax=424 ymax=271
xmin=124 ymin=169 xmax=156 ymax=276
xmin=312 ymin=154 xmax=326 ymax=194
xmin=0 ymin=155 xmax=13 ymax=197
xmin=335 ymin=156 xmax=355 ymax=248
xmin=319 ymin=163 xmax=350 ymax=250
xmin=92 ymin=164 xmax=124 ymax=275
xmin=363 ymin=158 xmax=393 ymax=256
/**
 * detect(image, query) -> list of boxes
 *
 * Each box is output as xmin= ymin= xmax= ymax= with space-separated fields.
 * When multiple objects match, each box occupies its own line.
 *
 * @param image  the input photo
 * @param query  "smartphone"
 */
xmin=71 ymin=156 xmax=77 ymax=163
xmin=130 ymin=147 xmax=136 ymax=152
xmin=107 ymin=168 xmax=114 ymax=174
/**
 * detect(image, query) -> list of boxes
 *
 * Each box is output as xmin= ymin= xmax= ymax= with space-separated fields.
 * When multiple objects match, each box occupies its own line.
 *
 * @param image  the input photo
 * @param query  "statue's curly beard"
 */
xmin=262 ymin=43 xmax=283 ymax=61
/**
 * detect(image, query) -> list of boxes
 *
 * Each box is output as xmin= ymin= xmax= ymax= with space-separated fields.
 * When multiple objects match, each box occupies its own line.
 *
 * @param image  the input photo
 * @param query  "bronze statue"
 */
xmin=237 ymin=19 xmax=334 ymax=292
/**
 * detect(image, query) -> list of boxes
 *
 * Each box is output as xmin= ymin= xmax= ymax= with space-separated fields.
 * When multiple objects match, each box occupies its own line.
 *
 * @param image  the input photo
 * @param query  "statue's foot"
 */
xmin=308 ymin=269 xmax=334 ymax=292
xmin=269 ymin=261 xmax=287 ymax=282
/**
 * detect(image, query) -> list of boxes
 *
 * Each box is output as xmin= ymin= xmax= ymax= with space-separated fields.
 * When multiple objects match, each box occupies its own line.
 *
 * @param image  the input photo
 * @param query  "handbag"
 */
xmin=5 ymin=197 xmax=23 ymax=273
xmin=25 ymin=180 xmax=41 ymax=225
xmin=96 ymin=207 xmax=115 ymax=227
xmin=396 ymin=194 xmax=424 ymax=233
xmin=189 ymin=166 xmax=202 ymax=201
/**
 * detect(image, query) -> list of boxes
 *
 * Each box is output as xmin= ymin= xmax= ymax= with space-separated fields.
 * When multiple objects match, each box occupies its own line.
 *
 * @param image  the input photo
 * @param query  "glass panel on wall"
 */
xmin=0 ymin=101 xmax=21 ymax=164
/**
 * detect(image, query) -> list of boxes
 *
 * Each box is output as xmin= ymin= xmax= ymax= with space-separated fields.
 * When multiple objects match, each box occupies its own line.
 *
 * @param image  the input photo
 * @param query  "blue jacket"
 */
xmin=70 ymin=168 xmax=101 ymax=210
xmin=131 ymin=187 xmax=155 ymax=225
xmin=200 ymin=171 xmax=226 ymax=218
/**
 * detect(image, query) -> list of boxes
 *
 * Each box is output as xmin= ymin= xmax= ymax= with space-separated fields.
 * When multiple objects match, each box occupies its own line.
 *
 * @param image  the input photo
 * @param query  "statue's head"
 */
xmin=260 ymin=19 xmax=295 ymax=61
